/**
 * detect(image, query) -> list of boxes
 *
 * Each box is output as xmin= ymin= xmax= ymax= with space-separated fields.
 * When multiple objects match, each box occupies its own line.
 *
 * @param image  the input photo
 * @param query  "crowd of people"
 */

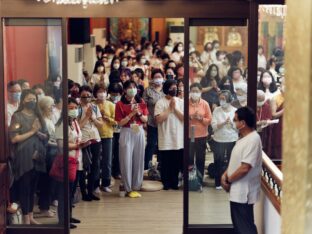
xmin=5 ymin=35 xmax=285 ymax=228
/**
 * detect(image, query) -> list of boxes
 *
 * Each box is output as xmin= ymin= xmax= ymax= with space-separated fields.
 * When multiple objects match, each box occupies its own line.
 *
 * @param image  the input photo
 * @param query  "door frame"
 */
xmin=0 ymin=1 xmax=285 ymax=234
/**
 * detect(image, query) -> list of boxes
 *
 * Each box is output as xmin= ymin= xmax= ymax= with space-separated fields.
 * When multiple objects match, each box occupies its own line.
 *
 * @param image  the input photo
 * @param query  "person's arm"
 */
xmin=270 ymin=98 xmax=284 ymax=119
xmin=201 ymin=86 xmax=213 ymax=93
xmin=211 ymin=109 xmax=227 ymax=131
xmin=155 ymin=108 xmax=171 ymax=124
xmin=227 ymin=163 xmax=252 ymax=183
xmin=201 ymin=101 xmax=212 ymax=126
xmin=173 ymin=107 xmax=184 ymax=122
xmin=78 ymin=107 xmax=90 ymax=128
xmin=10 ymin=117 xmax=40 ymax=144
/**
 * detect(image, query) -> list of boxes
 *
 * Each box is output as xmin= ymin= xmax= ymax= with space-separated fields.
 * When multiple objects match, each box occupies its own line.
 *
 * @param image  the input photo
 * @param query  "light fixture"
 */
xmin=37 ymin=0 xmax=119 ymax=9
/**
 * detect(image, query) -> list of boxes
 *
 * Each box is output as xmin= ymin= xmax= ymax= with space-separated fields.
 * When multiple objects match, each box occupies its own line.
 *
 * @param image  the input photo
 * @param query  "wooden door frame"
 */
xmin=0 ymin=1 xmax=284 ymax=234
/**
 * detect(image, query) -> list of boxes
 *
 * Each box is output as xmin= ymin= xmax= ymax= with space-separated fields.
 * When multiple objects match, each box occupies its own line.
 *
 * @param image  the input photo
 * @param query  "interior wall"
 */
xmin=151 ymin=18 xmax=167 ymax=47
xmin=4 ymin=26 xmax=47 ymax=85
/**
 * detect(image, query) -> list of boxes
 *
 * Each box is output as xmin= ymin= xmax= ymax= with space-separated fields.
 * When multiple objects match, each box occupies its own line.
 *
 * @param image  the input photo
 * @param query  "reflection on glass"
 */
xmin=188 ymin=25 xmax=248 ymax=224
xmin=4 ymin=19 xmax=63 ymax=226
xmin=257 ymin=5 xmax=286 ymax=163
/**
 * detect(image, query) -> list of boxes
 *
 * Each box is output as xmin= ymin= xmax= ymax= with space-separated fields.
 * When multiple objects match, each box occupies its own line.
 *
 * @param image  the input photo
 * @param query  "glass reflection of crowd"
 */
xmin=5 ymin=35 xmax=285 ymax=228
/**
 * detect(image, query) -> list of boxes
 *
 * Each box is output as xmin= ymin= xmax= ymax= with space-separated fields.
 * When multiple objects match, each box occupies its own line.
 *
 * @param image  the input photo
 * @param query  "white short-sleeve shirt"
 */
xmin=227 ymin=131 xmax=262 ymax=204
xmin=154 ymin=97 xmax=184 ymax=151
xmin=79 ymin=104 xmax=102 ymax=142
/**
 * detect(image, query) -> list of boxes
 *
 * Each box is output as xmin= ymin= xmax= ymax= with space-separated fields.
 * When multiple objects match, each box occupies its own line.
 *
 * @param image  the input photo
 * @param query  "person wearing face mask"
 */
xmin=200 ymin=42 xmax=213 ymax=71
xmin=177 ymin=80 xmax=184 ymax=100
xmin=120 ymin=56 xmax=129 ymax=69
xmin=93 ymin=84 xmax=117 ymax=193
xmin=89 ymin=61 xmax=109 ymax=89
xmin=155 ymin=79 xmax=184 ymax=190
xmin=37 ymin=96 xmax=58 ymax=218
xmin=256 ymin=90 xmax=273 ymax=156
xmin=108 ymin=83 xmax=123 ymax=179
xmin=131 ymin=70 xmax=145 ymax=98
xmin=211 ymin=91 xmax=238 ymax=190
xmin=110 ymin=57 xmax=121 ymax=73
xmin=164 ymin=38 xmax=174 ymax=55
xmin=219 ymin=53 xmax=232 ymax=79
xmin=78 ymin=86 xmax=104 ymax=201
xmin=115 ymin=80 xmax=148 ymax=198
xmin=9 ymin=89 xmax=49 ymax=225
xmin=189 ymin=83 xmax=212 ymax=190
xmin=269 ymin=81 xmax=285 ymax=160
xmin=257 ymin=70 xmax=278 ymax=101
xmin=134 ymin=53 xmax=150 ymax=86
xmin=201 ymin=64 xmax=221 ymax=111
xmin=51 ymin=75 xmax=62 ymax=101
xmin=54 ymin=97 xmax=87 ymax=229
xmin=33 ymin=84 xmax=46 ymax=101
xmin=143 ymin=69 xmax=165 ymax=170
xmin=7 ymin=81 xmax=22 ymax=126
xmin=220 ymin=76 xmax=235 ymax=97
xmin=171 ymin=42 xmax=184 ymax=63
xmin=221 ymin=107 xmax=262 ymax=234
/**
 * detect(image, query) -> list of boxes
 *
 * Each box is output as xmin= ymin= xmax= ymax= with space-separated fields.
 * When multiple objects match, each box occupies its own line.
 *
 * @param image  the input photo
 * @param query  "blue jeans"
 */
xmin=144 ymin=125 xmax=158 ymax=170
xmin=101 ymin=138 xmax=113 ymax=187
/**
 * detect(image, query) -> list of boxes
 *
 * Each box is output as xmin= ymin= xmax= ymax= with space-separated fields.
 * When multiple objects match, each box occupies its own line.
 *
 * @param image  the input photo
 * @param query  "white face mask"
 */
xmin=153 ymin=78 xmax=164 ymax=86
xmin=97 ymin=66 xmax=104 ymax=73
xmin=211 ymin=70 xmax=218 ymax=77
xmin=220 ymin=100 xmax=229 ymax=109
xmin=262 ymin=77 xmax=272 ymax=86
xmin=113 ymin=63 xmax=120 ymax=70
xmin=37 ymin=93 xmax=45 ymax=100
xmin=190 ymin=92 xmax=201 ymax=101
xmin=140 ymin=58 xmax=146 ymax=65
xmin=97 ymin=92 xmax=106 ymax=101
xmin=257 ymin=100 xmax=265 ymax=107
xmin=68 ymin=109 xmax=79 ymax=119
xmin=121 ymin=61 xmax=128 ymax=67
xmin=178 ymin=46 xmax=183 ymax=52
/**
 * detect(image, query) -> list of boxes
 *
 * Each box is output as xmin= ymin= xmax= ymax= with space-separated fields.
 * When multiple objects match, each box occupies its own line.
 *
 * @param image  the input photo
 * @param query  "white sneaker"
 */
xmin=215 ymin=186 xmax=223 ymax=190
xmin=94 ymin=187 xmax=101 ymax=194
xmin=199 ymin=186 xmax=203 ymax=193
xmin=103 ymin=187 xmax=112 ymax=193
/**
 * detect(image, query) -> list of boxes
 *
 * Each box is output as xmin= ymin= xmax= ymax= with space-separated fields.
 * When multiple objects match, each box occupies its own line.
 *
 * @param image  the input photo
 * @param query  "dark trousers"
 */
xmin=230 ymin=202 xmax=258 ymax=234
xmin=189 ymin=137 xmax=207 ymax=184
xmin=72 ymin=170 xmax=84 ymax=199
xmin=38 ymin=172 xmax=52 ymax=211
xmin=101 ymin=138 xmax=113 ymax=187
xmin=213 ymin=141 xmax=236 ymax=187
xmin=112 ymin=132 xmax=120 ymax=177
xmin=86 ymin=142 xmax=101 ymax=195
xmin=56 ymin=180 xmax=74 ymax=225
xmin=144 ymin=125 xmax=158 ymax=170
xmin=18 ymin=169 xmax=39 ymax=215
xmin=160 ymin=149 xmax=183 ymax=188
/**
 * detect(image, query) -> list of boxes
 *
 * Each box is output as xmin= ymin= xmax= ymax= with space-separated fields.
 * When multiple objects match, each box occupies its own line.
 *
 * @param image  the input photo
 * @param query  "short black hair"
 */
xmin=7 ymin=80 xmax=20 ymax=90
xmin=163 ymin=79 xmax=177 ymax=95
xmin=93 ymin=83 xmax=107 ymax=98
xmin=108 ymin=82 xmax=123 ymax=95
xmin=190 ymin=82 xmax=202 ymax=90
xmin=79 ymin=85 xmax=92 ymax=95
xmin=236 ymin=107 xmax=256 ymax=129
xmin=151 ymin=68 xmax=164 ymax=79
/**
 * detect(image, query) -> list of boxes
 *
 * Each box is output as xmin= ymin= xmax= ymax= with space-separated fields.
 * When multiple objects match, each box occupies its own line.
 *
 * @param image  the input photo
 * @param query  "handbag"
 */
xmin=49 ymin=155 xmax=78 ymax=182
xmin=188 ymin=165 xmax=202 ymax=191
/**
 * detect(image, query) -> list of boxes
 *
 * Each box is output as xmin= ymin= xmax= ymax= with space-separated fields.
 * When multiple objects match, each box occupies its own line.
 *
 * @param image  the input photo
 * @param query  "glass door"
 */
xmin=184 ymin=17 xmax=255 ymax=234
xmin=1 ymin=18 xmax=69 ymax=234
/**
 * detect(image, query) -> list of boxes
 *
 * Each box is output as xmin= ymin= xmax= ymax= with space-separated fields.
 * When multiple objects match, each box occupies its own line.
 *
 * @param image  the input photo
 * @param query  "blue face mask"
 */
xmin=10 ymin=92 xmax=21 ymax=102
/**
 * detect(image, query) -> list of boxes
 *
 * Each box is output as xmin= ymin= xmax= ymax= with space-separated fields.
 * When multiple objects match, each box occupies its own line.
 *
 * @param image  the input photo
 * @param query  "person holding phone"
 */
xmin=115 ymin=80 xmax=148 ymax=198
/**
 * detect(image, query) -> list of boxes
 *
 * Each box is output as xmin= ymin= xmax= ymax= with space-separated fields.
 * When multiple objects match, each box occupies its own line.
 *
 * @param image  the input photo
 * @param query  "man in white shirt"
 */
xmin=221 ymin=107 xmax=262 ymax=234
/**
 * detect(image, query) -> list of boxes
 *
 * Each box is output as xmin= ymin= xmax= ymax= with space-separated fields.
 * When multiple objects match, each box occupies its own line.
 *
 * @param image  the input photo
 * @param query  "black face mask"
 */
xmin=223 ymin=84 xmax=231 ymax=90
xmin=168 ymin=89 xmax=177 ymax=97
xmin=166 ymin=74 xmax=174 ymax=80
xmin=24 ymin=101 xmax=37 ymax=110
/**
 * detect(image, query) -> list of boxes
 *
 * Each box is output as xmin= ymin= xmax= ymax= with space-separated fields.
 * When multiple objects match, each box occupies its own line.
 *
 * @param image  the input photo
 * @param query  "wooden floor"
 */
xmin=31 ymin=151 xmax=231 ymax=233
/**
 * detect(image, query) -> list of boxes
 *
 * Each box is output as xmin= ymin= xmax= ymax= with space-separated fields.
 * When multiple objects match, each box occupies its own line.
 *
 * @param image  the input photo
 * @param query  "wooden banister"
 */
xmin=261 ymin=152 xmax=283 ymax=214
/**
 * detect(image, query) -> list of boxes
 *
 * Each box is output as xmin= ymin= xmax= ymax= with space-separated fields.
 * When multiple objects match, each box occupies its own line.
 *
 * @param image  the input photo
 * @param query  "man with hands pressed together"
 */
xmin=221 ymin=107 xmax=262 ymax=234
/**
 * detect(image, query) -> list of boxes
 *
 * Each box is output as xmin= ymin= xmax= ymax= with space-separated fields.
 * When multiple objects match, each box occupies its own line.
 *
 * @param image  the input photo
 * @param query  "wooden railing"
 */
xmin=261 ymin=152 xmax=283 ymax=214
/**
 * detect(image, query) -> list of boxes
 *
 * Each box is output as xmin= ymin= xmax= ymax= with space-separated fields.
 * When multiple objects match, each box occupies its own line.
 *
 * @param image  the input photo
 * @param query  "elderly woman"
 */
xmin=211 ymin=90 xmax=238 ymax=190
xmin=189 ymin=83 xmax=212 ymax=189
xmin=38 ymin=96 xmax=57 ymax=217
xmin=155 ymin=79 xmax=184 ymax=190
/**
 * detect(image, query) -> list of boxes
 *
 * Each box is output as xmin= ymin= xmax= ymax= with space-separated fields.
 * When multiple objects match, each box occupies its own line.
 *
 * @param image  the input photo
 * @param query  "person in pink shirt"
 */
xmin=189 ymin=82 xmax=212 ymax=187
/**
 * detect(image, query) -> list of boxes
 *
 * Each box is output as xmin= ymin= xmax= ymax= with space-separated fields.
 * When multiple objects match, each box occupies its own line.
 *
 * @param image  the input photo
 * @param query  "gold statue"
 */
xmin=204 ymin=27 xmax=219 ymax=45
xmin=227 ymin=27 xmax=243 ymax=47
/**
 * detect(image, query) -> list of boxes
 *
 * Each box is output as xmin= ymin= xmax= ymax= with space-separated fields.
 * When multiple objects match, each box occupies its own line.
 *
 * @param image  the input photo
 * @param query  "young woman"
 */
xmin=171 ymin=42 xmax=184 ymax=64
xmin=89 ymin=60 xmax=109 ymax=88
xmin=257 ymin=70 xmax=278 ymax=101
xmin=93 ymin=84 xmax=117 ymax=193
xmin=115 ymin=80 xmax=148 ymax=198
xmin=10 ymin=89 xmax=49 ymax=225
